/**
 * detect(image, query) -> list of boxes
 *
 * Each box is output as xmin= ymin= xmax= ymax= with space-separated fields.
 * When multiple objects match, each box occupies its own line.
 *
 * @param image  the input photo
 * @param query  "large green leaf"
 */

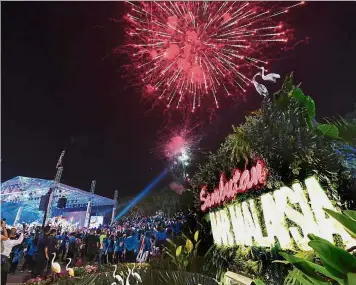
xmin=194 ymin=231 xmax=199 ymax=242
xmin=279 ymin=252 xmax=333 ymax=283
xmin=186 ymin=239 xmax=194 ymax=253
xmin=305 ymin=96 xmax=316 ymax=121
xmin=176 ymin=245 xmax=182 ymax=257
xmin=344 ymin=210 xmax=356 ymax=222
xmin=347 ymin=273 xmax=356 ymax=285
xmin=308 ymin=238 xmax=356 ymax=278
xmin=292 ymin=88 xmax=306 ymax=102
xmin=253 ymin=279 xmax=265 ymax=285
xmin=290 ymin=88 xmax=315 ymax=126
xmin=308 ymin=233 xmax=328 ymax=243
xmin=294 ymin=274 xmax=332 ymax=285
xmin=316 ymin=124 xmax=339 ymax=138
xmin=324 ymin=209 xmax=356 ymax=238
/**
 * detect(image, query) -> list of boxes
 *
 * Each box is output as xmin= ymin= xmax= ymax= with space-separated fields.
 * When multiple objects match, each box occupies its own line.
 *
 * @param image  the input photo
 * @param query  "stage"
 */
xmin=1 ymin=176 xmax=116 ymax=227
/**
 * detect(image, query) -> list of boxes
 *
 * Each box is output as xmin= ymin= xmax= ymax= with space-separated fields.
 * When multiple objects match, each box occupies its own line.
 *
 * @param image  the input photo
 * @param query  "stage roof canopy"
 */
xmin=1 ymin=176 xmax=115 ymax=207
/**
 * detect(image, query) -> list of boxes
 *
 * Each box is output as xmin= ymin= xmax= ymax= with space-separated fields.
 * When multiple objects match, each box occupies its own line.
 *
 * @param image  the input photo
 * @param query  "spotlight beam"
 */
xmin=115 ymin=169 xmax=168 ymax=220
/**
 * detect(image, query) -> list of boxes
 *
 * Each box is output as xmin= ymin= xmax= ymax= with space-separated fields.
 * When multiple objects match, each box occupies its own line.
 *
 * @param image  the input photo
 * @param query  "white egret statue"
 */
xmin=126 ymin=267 xmax=132 ymax=285
xmin=131 ymin=264 xmax=142 ymax=284
xmin=66 ymin=258 xmax=74 ymax=277
xmin=252 ymin=73 xmax=269 ymax=97
xmin=260 ymin=66 xmax=280 ymax=83
xmin=51 ymin=253 xmax=61 ymax=273
xmin=111 ymin=264 xmax=124 ymax=285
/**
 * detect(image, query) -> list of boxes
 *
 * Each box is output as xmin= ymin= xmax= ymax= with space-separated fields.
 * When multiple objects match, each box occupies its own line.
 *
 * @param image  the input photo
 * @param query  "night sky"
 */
xmin=2 ymin=2 xmax=356 ymax=199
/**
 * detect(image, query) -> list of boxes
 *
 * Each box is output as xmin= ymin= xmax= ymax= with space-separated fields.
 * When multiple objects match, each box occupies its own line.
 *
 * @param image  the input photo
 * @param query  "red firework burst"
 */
xmin=158 ymin=125 xmax=201 ymax=180
xmin=124 ymin=1 xmax=304 ymax=112
xmin=157 ymin=120 xmax=201 ymax=162
xmin=162 ymin=130 xmax=197 ymax=162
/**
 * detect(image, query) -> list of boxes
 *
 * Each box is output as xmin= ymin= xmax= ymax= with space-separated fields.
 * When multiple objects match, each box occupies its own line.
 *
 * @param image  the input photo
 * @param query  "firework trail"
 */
xmin=124 ymin=1 xmax=304 ymax=113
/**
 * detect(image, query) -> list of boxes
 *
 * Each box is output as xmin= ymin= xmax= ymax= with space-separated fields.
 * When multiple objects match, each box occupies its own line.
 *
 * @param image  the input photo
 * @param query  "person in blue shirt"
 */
xmin=66 ymin=233 xmax=77 ymax=263
xmin=155 ymin=225 xmax=167 ymax=252
xmin=143 ymin=232 xmax=152 ymax=253
xmin=9 ymin=246 xmax=24 ymax=274
xmin=106 ymin=235 xmax=115 ymax=264
xmin=21 ymin=235 xmax=37 ymax=272
xmin=102 ymin=233 xmax=110 ymax=264
xmin=58 ymin=232 xmax=68 ymax=261
xmin=114 ymin=235 xmax=124 ymax=263
xmin=23 ymin=235 xmax=33 ymax=249
xmin=124 ymin=230 xmax=140 ymax=262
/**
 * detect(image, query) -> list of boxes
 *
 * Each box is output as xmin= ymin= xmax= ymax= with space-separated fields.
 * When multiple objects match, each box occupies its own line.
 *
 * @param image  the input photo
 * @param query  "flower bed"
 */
xmin=23 ymin=263 xmax=217 ymax=285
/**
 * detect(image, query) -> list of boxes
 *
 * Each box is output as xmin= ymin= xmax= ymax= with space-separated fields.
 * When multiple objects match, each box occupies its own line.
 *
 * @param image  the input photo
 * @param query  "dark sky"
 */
xmin=2 ymin=2 xmax=356 ymax=199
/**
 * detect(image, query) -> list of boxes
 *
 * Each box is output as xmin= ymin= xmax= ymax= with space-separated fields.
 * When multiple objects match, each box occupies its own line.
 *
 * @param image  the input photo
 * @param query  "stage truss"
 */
xmin=1 ymin=176 xmax=115 ymax=208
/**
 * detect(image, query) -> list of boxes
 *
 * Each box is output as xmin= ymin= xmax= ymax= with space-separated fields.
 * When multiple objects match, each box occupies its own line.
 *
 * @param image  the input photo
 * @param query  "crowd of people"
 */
xmin=0 ymin=212 xmax=188 ymax=284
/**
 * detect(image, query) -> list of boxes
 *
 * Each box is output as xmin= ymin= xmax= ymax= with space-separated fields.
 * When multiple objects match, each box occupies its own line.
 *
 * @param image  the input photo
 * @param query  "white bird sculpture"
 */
xmin=252 ymin=73 xmax=269 ymax=97
xmin=260 ymin=66 xmax=280 ymax=83
xmin=111 ymin=264 xmax=124 ymax=285
xmin=131 ymin=265 xmax=142 ymax=284
xmin=66 ymin=258 xmax=74 ymax=277
xmin=126 ymin=268 xmax=132 ymax=285
xmin=51 ymin=253 xmax=61 ymax=273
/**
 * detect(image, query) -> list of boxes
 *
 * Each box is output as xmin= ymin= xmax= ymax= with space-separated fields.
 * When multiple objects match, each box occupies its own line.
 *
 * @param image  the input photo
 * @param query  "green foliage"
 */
xmin=203 ymin=243 xmax=289 ymax=284
xmin=324 ymin=209 xmax=356 ymax=239
xmin=191 ymin=73 xmax=355 ymax=210
xmin=154 ymin=270 xmax=218 ymax=285
xmin=189 ymin=74 xmax=356 ymax=284
xmin=280 ymin=209 xmax=356 ymax=285
xmin=283 ymin=251 xmax=315 ymax=285
xmin=224 ymin=125 xmax=252 ymax=163
xmin=163 ymin=231 xmax=201 ymax=271
xmin=33 ymin=263 xmax=218 ymax=285
xmin=253 ymin=279 xmax=266 ymax=285
xmin=315 ymin=117 xmax=356 ymax=146
xmin=192 ymin=75 xmax=352 ymax=207
xmin=289 ymin=87 xmax=316 ymax=127
xmin=316 ymin=124 xmax=339 ymax=138
xmin=194 ymin=231 xmax=199 ymax=242
xmin=329 ymin=118 xmax=356 ymax=146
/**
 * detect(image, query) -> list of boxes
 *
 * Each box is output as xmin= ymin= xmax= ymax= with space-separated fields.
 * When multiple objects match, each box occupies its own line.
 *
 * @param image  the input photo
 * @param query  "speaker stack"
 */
xmin=39 ymin=194 xmax=49 ymax=211
xmin=57 ymin=197 xmax=67 ymax=209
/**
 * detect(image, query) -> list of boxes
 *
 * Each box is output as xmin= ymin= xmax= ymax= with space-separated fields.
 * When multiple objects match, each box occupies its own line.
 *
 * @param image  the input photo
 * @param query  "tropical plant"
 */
xmin=155 ymin=270 xmax=218 ymax=285
xmin=203 ymin=242 xmax=289 ymax=284
xmin=279 ymin=209 xmax=356 ymax=285
xmin=191 ymin=74 xmax=355 ymax=203
xmin=163 ymin=231 xmax=201 ymax=271
xmin=253 ymin=279 xmax=266 ymax=285
xmin=282 ymin=250 xmax=315 ymax=285
xmin=189 ymin=74 xmax=356 ymax=284
xmin=224 ymin=125 xmax=252 ymax=163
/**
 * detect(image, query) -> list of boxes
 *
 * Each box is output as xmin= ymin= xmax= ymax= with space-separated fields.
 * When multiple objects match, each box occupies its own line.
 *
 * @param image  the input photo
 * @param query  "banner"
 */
xmin=208 ymin=176 xmax=355 ymax=250
xmin=89 ymin=216 xmax=103 ymax=228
